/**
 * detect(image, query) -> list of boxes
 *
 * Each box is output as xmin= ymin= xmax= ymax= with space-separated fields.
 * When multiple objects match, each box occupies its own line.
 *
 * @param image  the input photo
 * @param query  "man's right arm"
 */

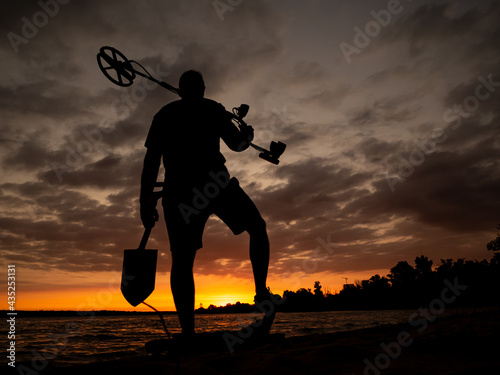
xmin=219 ymin=106 xmax=254 ymax=152
xmin=140 ymin=147 xmax=162 ymax=228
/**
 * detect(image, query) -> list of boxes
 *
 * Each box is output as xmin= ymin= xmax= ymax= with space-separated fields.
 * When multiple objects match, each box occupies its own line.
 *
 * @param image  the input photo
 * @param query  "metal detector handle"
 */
xmin=138 ymin=227 xmax=152 ymax=251
xmin=230 ymin=112 xmax=279 ymax=158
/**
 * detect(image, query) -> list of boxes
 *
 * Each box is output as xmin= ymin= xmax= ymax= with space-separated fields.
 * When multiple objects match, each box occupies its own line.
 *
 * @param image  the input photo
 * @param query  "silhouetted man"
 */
xmin=140 ymin=70 xmax=273 ymax=335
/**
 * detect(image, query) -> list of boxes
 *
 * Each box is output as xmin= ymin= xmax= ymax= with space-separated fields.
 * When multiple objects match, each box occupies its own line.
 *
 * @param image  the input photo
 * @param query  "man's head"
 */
xmin=179 ymin=70 xmax=205 ymax=101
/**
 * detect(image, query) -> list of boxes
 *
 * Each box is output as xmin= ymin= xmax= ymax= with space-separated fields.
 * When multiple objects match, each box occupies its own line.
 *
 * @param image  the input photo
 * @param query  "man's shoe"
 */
xmin=254 ymin=287 xmax=283 ymax=305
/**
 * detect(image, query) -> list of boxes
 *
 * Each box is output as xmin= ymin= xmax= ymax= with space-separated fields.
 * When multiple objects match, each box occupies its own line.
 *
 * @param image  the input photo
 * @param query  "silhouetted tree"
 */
xmin=491 ymin=252 xmax=500 ymax=266
xmin=415 ymin=255 xmax=433 ymax=276
xmin=368 ymin=274 xmax=390 ymax=289
xmin=313 ymin=281 xmax=324 ymax=298
xmin=487 ymin=224 xmax=500 ymax=251
xmin=282 ymin=287 xmax=316 ymax=311
xmin=437 ymin=258 xmax=454 ymax=275
xmin=388 ymin=261 xmax=416 ymax=286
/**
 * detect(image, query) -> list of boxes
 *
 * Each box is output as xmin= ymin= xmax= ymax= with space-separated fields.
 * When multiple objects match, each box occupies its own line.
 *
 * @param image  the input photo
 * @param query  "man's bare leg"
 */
xmin=247 ymin=217 xmax=270 ymax=296
xmin=170 ymin=249 xmax=196 ymax=335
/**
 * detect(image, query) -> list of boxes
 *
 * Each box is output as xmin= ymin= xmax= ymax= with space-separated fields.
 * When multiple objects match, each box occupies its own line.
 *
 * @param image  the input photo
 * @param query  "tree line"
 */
xmin=279 ymin=253 xmax=499 ymax=311
xmin=197 ymin=228 xmax=500 ymax=313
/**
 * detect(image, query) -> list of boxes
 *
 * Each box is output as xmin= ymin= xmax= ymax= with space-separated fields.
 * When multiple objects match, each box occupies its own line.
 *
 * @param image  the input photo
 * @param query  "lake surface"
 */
xmin=11 ymin=309 xmax=466 ymax=368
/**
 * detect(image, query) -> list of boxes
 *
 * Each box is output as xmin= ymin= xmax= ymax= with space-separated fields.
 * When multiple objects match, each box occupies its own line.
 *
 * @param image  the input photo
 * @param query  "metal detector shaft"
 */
xmin=142 ymin=75 xmax=179 ymax=96
xmin=133 ymin=70 xmax=180 ymax=95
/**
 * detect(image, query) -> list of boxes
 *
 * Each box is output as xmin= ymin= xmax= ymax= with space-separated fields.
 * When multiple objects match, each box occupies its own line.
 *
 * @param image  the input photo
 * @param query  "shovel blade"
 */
xmin=121 ymin=249 xmax=158 ymax=307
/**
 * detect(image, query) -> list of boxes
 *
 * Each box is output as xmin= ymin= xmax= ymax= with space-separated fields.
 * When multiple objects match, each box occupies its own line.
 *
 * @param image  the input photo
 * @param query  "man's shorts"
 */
xmin=162 ymin=177 xmax=263 ymax=252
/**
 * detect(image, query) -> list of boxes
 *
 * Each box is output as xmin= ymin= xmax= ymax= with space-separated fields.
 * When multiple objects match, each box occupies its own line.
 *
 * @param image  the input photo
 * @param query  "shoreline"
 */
xmin=24 ymin=308 xmax=500 ymax=375
xmin=1 ymin=305 xmax=487 ymax=317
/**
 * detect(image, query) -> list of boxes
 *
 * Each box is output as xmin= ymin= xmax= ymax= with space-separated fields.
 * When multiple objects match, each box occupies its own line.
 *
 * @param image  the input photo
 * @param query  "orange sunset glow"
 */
xmin=14 ymin=262 xmax=387 ymax=311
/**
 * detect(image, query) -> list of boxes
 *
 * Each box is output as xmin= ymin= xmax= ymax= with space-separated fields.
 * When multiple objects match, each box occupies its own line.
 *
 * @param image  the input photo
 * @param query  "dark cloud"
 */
xmin=367 ymin=65 xmax=415 ymax=84
xmin=351 ymin=141 xmax=500 ymax=234
xmin=254 ymin=158 xmax=370 ymax=221
xmin=346 ymin=136 xmax=403 ymax=164
xmin=349 ymin=92 xmax=423 ymax=127
xmin=376 ymin=2 xmax=500 ymax=65
xmin=0 ymin=81 xmax=92 ymax=118
xmin=3 ymin=141 xmax=56 ymax=171
xmin=0 ymin=179 xmax=142 ymax=273
xmin=37 ymin=151 xmax=144 ymax=188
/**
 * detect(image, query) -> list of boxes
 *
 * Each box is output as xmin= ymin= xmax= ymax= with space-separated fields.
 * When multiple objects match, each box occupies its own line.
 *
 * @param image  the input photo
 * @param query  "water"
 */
xmin=10 ymin=309 xmax=460 ymax=367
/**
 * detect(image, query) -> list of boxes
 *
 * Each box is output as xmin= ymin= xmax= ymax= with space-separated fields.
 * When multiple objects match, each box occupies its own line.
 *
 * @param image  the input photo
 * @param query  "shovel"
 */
xmin=121 ymin=227 xmax=158 ymax=307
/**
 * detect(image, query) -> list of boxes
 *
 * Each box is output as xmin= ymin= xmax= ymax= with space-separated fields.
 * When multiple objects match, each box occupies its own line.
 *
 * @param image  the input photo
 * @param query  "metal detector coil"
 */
xmin=97 ymin=46 xmax=286 ymax=164
xmin=97 ymin=46 xmax=136 ymax=87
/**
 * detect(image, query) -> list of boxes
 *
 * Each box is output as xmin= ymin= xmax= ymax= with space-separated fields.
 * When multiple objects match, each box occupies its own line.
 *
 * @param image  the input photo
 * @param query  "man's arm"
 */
xmin=140 ymin=147 xmax=162 ymax=228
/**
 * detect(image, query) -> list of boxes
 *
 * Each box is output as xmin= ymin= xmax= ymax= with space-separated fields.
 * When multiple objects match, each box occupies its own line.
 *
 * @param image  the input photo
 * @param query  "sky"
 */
xmin=1 ymin=0 xmax=499 ymax=311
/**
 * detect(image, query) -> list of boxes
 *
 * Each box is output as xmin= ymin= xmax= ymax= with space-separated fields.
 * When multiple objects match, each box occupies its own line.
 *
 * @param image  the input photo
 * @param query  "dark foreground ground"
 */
xmin=19 ymin=309 xmax=500 ymax=375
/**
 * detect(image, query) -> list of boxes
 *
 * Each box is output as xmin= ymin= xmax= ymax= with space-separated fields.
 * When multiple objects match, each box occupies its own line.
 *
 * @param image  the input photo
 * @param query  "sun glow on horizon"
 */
xmin=8 ymin=271 xmax=259 ymax=311
xmin=7 ymin=267 xmax=392 ymax=311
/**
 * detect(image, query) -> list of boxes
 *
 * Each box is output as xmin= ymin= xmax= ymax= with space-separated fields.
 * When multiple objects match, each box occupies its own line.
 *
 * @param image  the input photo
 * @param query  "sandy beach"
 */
xmin=30 ymin=309 xmax=499 ymax=375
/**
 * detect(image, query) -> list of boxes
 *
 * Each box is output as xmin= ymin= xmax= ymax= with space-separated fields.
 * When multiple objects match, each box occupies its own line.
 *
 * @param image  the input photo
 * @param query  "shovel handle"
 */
xmin=138 ymin=227 xmax=152 ymax=250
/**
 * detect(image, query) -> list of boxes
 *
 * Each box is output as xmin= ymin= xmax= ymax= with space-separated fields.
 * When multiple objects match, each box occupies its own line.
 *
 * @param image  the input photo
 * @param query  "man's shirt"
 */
xmin=145 ymin=98 xmax=249 ymax=188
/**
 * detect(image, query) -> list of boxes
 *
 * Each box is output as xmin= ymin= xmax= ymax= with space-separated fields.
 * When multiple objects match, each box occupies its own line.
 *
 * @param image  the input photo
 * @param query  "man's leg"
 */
xmin=170 ymin=248 xmax=197 ymax=335
xmin=247 ymin=216 xmax=270 ymax=296
xmin=212 ymin=177 xmax=271 ymax=297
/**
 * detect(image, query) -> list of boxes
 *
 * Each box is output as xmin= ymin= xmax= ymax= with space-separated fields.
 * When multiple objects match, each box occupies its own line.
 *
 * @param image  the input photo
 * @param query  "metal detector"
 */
xmin=97 ymin=46 xmax=286 ymax=164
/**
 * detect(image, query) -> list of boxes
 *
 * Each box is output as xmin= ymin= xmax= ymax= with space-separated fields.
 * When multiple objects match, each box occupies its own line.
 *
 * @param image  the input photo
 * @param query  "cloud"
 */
xmin=3 ymin=141 xmax=56 ymax=171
